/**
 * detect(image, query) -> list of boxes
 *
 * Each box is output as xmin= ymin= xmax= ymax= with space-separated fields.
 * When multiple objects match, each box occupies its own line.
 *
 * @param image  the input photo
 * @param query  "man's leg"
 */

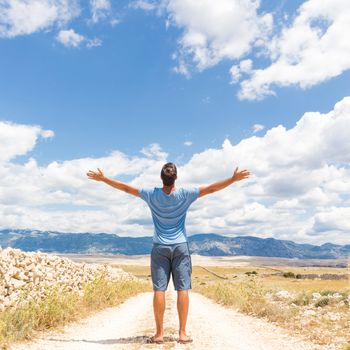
xmin=150 ymin=244 xmax=171 ymax=342
xmin=153 ymin=291 xmax=165 ymax=341
xmin=172 ymin=243 xmax=192 ymax=342
xmin=177 ymin=290 xmax=191 ymax=341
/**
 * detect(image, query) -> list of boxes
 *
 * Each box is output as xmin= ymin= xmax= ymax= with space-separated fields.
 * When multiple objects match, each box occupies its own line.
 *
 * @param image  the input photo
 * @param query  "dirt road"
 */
xmin=11 ymin=290 xmax=331 ymax=350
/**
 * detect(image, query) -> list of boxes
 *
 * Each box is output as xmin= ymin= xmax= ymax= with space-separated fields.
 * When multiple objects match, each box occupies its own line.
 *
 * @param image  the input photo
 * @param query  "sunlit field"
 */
xmin=0 ymin=275 xmax=149 ymax=348
xmin=116 ymin=261 xmax=349 ymax=349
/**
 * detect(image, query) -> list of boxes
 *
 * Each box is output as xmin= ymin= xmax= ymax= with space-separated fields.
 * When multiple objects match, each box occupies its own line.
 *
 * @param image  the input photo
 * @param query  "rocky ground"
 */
xmin=0 ymin=247 xmax=133 ymax=311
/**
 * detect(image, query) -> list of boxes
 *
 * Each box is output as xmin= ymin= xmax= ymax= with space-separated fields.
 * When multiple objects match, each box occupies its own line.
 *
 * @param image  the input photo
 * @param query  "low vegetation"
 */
xmin=117 ymin=263 xmax=349 ymax=348
xmin=0 ymin=272 xmax=149 ymax=348
xmin=192 ymin=265 xmax=349 ymax=349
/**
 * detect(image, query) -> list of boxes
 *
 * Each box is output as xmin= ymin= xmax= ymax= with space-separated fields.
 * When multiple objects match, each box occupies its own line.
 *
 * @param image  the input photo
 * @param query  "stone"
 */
xmin=0 ymin=247 xmax=134 ymax=311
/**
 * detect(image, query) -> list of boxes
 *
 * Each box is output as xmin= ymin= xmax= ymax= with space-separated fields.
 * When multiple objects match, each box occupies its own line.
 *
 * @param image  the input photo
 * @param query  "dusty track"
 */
xmin=11 ymin=290 xmax=330 ymax=350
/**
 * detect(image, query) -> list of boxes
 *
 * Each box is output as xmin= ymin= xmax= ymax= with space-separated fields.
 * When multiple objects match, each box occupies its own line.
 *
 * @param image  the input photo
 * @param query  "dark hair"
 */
xmin=161 ymin=162 xmax=177 ymax=186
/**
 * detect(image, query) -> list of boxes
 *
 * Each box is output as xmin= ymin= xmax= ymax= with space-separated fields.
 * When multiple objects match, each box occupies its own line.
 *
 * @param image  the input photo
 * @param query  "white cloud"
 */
xmin=239 ymin=59 xmax=253 ymax=73
xmin=86 ymin=37 xmax=102 ymax=48
xmin=40 ymin=129 xmax=55 ymax=138
xmin=0 ymin=121 xmax=54 ymax=163
xmin=184 ymin=141 xmax=192 ymax=146
xmin=90 ymin=0 xmax=111 ymax=23
xmin=56 ymin=28 xmax=85 ymax=47
xmin=238 ymin=0 xmax=350 ymax=100
xmin=130 ymin=0 xmax=157 ymax=11
xmin=56 ymin=29 xmax=102 ymax=49
xmin=110 ymin=18 xmax=121 ymax=26
xmin=1 ymin=96 xmax=350 ymax=244
xmin=162 ymin=0 xmax=273 ymax=72
xmin=140 ymin=143 xmax=168 ymax=159
xmin=229 ymin=65 xmax=241 ymax=84
xmin=0 ymin=0 xmax=80 ymax=38
xmin=311 ymin=207 xmax=350 ymax=233
xmin=132 ymin=0 xmax=350 ymax=99
xmin=252 ymin=124 xmax=264 ymax=134
xmin=230 ymin=59 xmax=253 ymax=84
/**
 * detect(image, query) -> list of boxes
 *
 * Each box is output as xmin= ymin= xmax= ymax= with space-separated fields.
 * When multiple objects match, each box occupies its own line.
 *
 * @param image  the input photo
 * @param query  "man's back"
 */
xmin=87 ymin=163 xmax=249 ymax=344
xmin=139 ymin=187 xmax=199 ymax=245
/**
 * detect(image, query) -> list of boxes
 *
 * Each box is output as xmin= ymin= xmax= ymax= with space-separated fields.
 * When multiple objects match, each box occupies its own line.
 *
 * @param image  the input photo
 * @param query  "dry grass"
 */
xmin=113 ymin=264 xmax=151 ymax=279
xmin=262 ymin=275 xmax=349 ymax=293
xmin=107 ymin=263 xmax=350 ymax=348
xmin=192 ymin=265 xmax=349 ymax=349
xmin=0 ymin=272 xmax=150 ymax=348
xmin=194 ymin=278 xmax=298 ymax=323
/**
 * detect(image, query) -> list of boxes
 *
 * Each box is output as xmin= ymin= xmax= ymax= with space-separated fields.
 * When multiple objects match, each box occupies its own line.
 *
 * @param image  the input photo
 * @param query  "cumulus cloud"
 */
xmin=0 ymin=1 xmax=105 ymax=47
xmin=0 ymin=0 xmax=80 ymax=37
xmin=184 ymin=141 xmax=192 ymax=146
xmin=162 ymin=0 xmax=272 ymax=72
xmin=90 ymin=0 xmax=111 ymax=23
xmin=56 ymin=29 xmax=85 ymax=47
xmin=132 ymin=0 xmax=350 ymax=99
xmin=0 ymin=121 xmax=54 ymax=163
xmin=238 ymin=0 xmax=350 ymax=100
xmin=1 ymin=97 xmax=350 ymax=244
xmin=56 ymin=29 xmax=102 ymax=48
xmin=312 ymin=207 xmax=350 ymax=233
xmin=140 ymin=143 xmax=168 ymax=159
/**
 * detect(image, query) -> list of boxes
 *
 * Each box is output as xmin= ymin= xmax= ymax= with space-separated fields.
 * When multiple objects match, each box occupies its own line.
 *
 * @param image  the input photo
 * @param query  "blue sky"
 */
xmin=1 ymin=0 xmax=350 ymax=245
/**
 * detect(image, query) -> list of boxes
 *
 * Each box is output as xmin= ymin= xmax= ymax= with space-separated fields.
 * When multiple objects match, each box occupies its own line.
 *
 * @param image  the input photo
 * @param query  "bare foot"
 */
xmin=178 ymin=331 xmax=193 ymax=343
xmin=148 ymin=334 xmax=164 ymax=344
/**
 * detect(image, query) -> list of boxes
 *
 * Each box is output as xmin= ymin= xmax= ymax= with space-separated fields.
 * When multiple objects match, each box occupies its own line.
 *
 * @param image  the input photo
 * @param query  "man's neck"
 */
xmin=162 ymin=184 xmax=176 ymax=194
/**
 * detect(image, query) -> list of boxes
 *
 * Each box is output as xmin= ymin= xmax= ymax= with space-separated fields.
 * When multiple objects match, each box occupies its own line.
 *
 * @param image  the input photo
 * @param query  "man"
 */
xmin=86 ymin=163 xmax=250 ymax=344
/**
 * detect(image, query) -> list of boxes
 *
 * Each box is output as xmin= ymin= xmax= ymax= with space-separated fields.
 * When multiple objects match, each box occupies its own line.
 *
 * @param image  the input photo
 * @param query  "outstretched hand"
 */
xmin=232 ymin=167 xmax=250 ymax=182
xmin=86 ymin=168 xmax=105 ymax=182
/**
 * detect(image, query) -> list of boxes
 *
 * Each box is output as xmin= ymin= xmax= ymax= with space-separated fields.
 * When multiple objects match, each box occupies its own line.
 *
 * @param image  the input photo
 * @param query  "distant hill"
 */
xmin=0 ymin=229 xmax=349 ymax=259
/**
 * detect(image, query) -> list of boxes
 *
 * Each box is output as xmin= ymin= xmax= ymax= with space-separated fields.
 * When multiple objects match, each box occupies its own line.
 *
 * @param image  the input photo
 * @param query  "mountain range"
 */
xmin=0 ymin=229 xmax=349 ymax=259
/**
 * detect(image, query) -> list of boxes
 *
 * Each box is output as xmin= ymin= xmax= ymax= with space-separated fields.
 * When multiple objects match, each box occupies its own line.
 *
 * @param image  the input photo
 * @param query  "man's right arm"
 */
xmin=102 ymin=177 xmax=140 ymax=197
xmin=198 ymin=167 xmax=250 ymax=198
xmin=86 ymin=168 xmax=140 ymax=197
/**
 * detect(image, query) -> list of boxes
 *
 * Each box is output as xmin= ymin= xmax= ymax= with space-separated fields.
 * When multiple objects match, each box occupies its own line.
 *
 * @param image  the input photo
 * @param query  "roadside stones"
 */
xmin=275 ymin=290 xmax=294 ymax=299
xmin=312 ymin=292 xmax=322 ymax=301
xmin=303 ymin=309 xmax=316 ymax=316
xmin=0 ymin=247 xmax=133 ymax=311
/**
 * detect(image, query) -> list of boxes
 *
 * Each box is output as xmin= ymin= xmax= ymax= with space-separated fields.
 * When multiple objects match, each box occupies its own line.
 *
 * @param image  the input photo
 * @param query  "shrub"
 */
xmin=283 ymin=272 xmax=295 ymax=278
xmin=245 ymin=271 xmax=258 ymax=276
xmin=291 ymin=292 xmax=311 ymax=306
xmin=315 ymin=297 xmax=329 ymax=308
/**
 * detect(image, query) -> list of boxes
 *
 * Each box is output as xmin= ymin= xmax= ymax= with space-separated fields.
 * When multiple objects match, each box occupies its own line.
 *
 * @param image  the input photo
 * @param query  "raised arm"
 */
xmin=86 ymin=168 xmax=140 ymax=197
xmin=198 ymin=167 xmax=250 ymax=198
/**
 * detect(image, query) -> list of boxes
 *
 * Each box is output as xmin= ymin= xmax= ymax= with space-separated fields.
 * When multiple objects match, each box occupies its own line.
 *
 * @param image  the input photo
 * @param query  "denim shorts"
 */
xmin=151 ymin=242 xmax=192 ymax=291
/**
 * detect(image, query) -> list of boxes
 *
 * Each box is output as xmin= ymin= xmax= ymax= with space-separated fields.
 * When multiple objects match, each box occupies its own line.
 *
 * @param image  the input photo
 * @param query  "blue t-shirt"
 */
xmin=139 ymin=187 xmax=200 ymax=245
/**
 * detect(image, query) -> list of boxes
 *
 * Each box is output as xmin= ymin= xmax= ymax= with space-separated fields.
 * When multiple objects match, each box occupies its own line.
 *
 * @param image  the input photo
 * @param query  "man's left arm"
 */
xmin=86 ymin=168 xmax=140 ymax=197
xmin=198 ymin=167 xmax=250 ymax=198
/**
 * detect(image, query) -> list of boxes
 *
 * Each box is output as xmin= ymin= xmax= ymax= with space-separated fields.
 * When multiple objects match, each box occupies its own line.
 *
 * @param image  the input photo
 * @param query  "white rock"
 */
xmin=303 ymin=309 xmax=316 ymax=316
xmin=312 ymin=292 xmax=322 ymax=300
xmin=275 ymin=290 xmax=293 ymax=299
xmin=10 ymin=278 xmax=26 ymax=289
xmin=325 ymin=312 xmax=341 ymax=321
xmin=330 ymin=292 xmax=342 ymax=299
